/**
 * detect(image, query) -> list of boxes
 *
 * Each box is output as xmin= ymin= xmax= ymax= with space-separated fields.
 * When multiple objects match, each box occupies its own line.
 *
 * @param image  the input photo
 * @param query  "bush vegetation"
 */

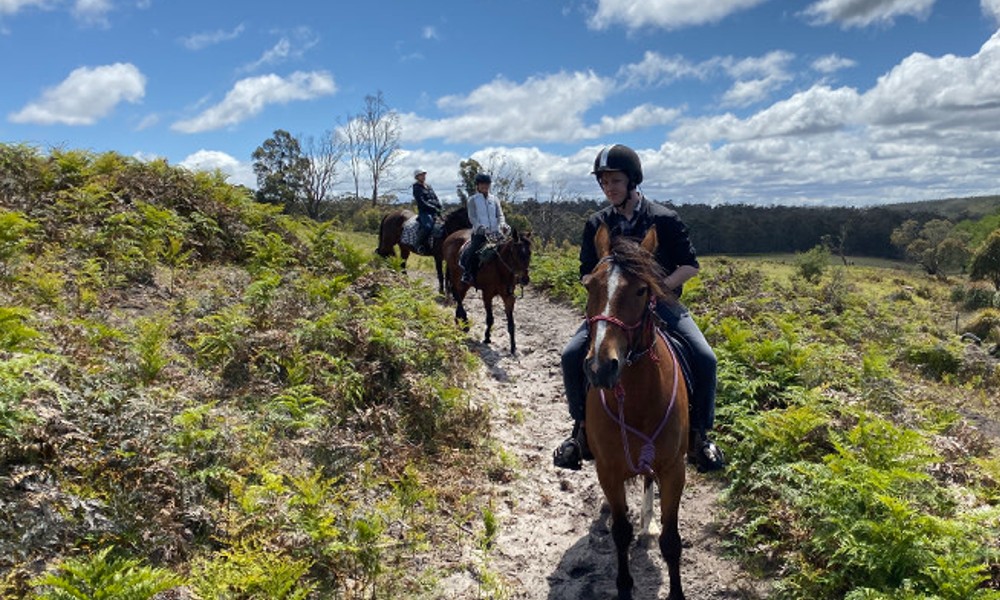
xmin=3 ymin=142 xmax=999 ymax=599
xmin=532 ymin=247 xmax=1000 ymax=599
xmin=0 ymin=145 xmax=496 ymax=599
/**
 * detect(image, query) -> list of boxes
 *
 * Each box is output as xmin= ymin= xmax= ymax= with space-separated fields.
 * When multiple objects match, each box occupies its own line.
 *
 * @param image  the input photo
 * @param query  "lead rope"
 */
xmin=599 ymin=328 xmax=680 ymax=476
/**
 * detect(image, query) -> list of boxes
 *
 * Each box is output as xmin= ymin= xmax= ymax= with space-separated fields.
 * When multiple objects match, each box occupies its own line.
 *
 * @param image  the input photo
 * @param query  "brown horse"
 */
xmin=375 ymin=207 xmax=471 ymax=293
xmin=441 ymin=228 xmax=532 ymax=354
xmin=582 ymin=223 xmax=689 ymax=600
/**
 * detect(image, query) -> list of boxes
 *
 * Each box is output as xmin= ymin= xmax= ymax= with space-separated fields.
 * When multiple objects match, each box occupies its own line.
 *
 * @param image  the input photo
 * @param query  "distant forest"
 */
xmin=503 ymin=195 xmax=1000 ymax=259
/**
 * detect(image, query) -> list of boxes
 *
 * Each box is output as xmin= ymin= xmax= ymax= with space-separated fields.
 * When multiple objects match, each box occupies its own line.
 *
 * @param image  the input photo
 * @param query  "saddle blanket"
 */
xmin=400 ymin=216 xmax=422 ymax=248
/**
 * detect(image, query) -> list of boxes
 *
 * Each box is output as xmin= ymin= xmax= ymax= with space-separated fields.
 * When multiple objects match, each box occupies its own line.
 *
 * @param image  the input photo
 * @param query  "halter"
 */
xmin=587 ymin=256 xmax=659 ymax=365
xmin=588 ymin=257 xmax=680 ymax=476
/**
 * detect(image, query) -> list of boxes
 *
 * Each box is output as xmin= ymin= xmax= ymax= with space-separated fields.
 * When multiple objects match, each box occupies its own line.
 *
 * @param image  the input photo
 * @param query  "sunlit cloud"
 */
xmin=9 ymin=62 xmax=145 ymax=125
xmin=171 ymin=70 xmax=336 ymax=133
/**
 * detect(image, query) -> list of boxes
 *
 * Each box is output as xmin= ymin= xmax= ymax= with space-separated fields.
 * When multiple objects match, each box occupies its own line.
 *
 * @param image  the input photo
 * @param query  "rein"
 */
xmin=590 ymin=284 xmax=679 ymax=476
xmin=493 ymin=238 xmax=529 ymax=296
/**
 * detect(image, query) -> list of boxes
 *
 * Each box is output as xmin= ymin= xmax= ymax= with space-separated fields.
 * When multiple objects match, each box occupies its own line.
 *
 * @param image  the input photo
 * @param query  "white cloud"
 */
xmin=802 ymin=0 xmax=935 ymax=28
xmin=861 ymin=30 xmax=1000 ymax=135
xmin=617 ymin=50 xmax=793 ymax=106
xmin=73 ymin=0 xmax=112 ymax=26
xmin=719 ymin=50 xmax=795 ymax=106
xmin=401 ymin=71 xmax=618 ymax=143
xmin=812 ymin=53 xmax=857 ymax=73
xmin=588 ymin=0 xmax=768 ymax=31
xmin=9 ymin=62 xmax=145 ymax=125
xmin=180 ymin=23 xmax=245 ymax=51
xmin=180 ymin=150 xmax=256 ymax=187
xmin=171 ymin=70 xmax=336 ymax=133
xmin=672 ymin=85 xmax=861 ymax=145
xmin=617 ymin=51 xmax=704 ymax=88
xmin=0 ymin=0 xmax=47 ymax=15
xmin=422 ymin=26 xmax=438 ymax=40
xmin=983 ymin=0 xmax=1000 ymax=24
xmin=241 ymin=27 xmax=320 ymax=72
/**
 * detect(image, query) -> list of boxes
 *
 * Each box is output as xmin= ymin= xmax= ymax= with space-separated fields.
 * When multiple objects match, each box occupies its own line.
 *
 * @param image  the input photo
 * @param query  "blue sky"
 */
xmin=3 ymin=0 xmax=1000 ymax=208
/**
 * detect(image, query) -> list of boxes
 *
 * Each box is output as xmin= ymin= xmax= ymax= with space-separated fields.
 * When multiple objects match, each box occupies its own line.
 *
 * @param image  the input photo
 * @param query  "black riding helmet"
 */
xmin=475 ymin=173 xmax=492 ymax=185
xmin=592 ymin=144 xmax=643 ymax=189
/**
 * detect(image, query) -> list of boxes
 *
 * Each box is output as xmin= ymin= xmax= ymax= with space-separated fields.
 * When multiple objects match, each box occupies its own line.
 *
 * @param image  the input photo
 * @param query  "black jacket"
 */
xmin=413 ymin=183 xmax=442 ymax=215
xmin=579 ymin=197 xmax=699 ymax=295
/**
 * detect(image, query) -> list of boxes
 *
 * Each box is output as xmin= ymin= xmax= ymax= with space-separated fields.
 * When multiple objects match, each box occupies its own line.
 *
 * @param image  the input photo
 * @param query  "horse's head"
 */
xmin=583 ymin=224 xmax=671 ymax=389
xmin=500 ymin=229 xmax=533 ymax=285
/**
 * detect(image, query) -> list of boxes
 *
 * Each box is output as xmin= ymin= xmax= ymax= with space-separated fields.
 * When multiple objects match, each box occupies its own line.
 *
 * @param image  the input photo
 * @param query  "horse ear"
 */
xmin=595 ymin=223 xmax=612 ymax=258
xmin=640 ymin=226 xmax=658 ymax=255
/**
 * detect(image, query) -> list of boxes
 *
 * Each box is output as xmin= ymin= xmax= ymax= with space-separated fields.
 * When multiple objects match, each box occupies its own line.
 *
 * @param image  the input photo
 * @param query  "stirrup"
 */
xmin=553 ymin=437 xmax=582 ymax=471
xmin=688 ymin=433 xmax=726 ymax=473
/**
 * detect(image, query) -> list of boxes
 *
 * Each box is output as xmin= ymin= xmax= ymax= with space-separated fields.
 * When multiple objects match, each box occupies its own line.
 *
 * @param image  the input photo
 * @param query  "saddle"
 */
xmin=400 ymin=216 xmax=443 ymax=254
xmin=458 ymin=239 xmax=498 ymax=270
xmin=661 ymin=327 xmax=696 ymax=400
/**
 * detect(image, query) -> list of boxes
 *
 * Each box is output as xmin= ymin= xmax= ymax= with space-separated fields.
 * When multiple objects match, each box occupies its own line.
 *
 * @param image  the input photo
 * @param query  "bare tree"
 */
xmin=338 ymin=116 xmax=364 ymax=200
xmin=359 ymin=91 xmax=401 ymax=206
xmin=300 ymin=130 xmax=344 ymax=220
xmin=481 ymin=151 xmax=528 ymax=204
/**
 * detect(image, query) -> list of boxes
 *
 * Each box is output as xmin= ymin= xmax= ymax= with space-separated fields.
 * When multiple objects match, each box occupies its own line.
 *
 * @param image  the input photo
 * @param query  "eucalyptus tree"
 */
xmin=252 ymin=130 xmax=308 ymax=212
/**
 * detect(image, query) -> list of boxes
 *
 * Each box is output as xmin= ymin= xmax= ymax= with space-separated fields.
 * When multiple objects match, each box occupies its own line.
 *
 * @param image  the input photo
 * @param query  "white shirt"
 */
xmin=468 ymin=192 xmax=507 ymax=235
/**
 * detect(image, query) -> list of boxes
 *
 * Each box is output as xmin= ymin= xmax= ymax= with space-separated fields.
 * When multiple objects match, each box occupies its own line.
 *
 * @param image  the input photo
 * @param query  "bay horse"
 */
xmin=441 ymin=228 xmax=532 ymax=354
xmin=583 ymin=223 xmax=689 ymax=600
xmin=375 ymin=207 xmax=471 ymax=293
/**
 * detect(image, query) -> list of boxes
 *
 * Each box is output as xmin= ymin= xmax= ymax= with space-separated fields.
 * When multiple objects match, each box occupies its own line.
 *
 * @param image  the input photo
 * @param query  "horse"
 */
xmin=582 ymin=223 xmax=689 ymax=600
xmin=375 ymin=207 xmax=471 ymax=294
xmin=441 ymin=227 xmax=532 ymax=354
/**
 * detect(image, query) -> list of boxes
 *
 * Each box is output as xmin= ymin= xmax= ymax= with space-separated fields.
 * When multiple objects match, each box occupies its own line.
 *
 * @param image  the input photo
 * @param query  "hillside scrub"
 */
xmin=531 ymin=246 xmax=1000 ymax=599
xmin=0 ymin=147 xmax=499 ymax=599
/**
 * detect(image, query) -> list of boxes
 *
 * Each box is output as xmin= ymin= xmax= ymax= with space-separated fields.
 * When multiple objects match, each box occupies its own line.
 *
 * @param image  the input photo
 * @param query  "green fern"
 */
xmin=31 ymin=546 xmax=181 ymax=600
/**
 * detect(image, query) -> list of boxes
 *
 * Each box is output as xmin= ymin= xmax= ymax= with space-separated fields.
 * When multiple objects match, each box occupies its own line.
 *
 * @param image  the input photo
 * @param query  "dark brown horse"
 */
xmin=441 ymin=228 xmax=532 ymax=354
xmin=375 ymin=207 xmax=471 ymax=293
xmin=582 ymin=223 xmax=689 ymax=600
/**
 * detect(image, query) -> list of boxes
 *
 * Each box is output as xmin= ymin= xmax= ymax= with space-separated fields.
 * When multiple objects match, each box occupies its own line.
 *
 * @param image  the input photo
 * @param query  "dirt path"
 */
xmin=433 ymin=280 xmax=769 ymax=599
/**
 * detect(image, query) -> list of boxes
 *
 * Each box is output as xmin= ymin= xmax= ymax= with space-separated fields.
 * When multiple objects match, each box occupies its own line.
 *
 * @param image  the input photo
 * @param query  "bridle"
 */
xmin=586 ymin=256 xmax=679 ymax=476
xmin=587 ymin=257 xmax=660 ymax=365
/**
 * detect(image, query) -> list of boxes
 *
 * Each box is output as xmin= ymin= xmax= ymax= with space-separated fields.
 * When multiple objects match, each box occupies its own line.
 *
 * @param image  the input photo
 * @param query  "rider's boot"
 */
xmin=687 ymin=428 xmax=726 ymax=472
xmin=553 ymin=421 xmax=593 ymax=470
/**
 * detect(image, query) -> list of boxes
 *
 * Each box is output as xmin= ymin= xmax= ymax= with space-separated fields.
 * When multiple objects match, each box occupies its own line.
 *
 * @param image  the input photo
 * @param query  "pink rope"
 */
xmin=599 ymin=329 xmax=679 ymax=476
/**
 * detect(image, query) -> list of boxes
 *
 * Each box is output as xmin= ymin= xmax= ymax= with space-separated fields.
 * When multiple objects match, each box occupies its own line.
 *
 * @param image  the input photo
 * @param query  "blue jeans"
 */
xmin=560 ymin=300 xmax=717 ymax=431
xmin=417 ymin=212 xmax=435 ymax=246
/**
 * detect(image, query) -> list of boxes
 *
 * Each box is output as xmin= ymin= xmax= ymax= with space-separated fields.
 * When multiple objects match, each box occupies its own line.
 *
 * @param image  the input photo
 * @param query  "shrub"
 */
xmin=962 ymin=309 xmax=1000 ymax=344
xmin=795 ymin=245 xmax=830 ymax=283
xmin=30 ymin=546 xmax=181 ymax=600
xmin=903 ymin=341 xmax=962 ymax=380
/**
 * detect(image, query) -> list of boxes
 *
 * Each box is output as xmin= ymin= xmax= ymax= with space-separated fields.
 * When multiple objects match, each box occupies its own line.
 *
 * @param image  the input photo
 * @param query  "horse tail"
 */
xmin=375 ymin=213 xmax=390 ymax=257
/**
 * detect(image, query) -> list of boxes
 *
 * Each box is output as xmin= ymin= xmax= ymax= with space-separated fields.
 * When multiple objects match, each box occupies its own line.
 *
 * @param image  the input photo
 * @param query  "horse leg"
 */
xmin=434 ymin=255 xmax=444 ymax=294
xmin=455 ymin=298 xmax=469 ymax=332
xmin=502 ymin=292 xmax=516 ymax=354
xmin=597 ymin=471 xmax=634 ymax=600
xmin=640 ymin=475 xmax=656 ymax=536
xmin=482 ymin=293 xmax=494 ymax=345
xmin=399 ymin=247 xmax=410 ymax=274
xmin=658 ymin=459 xmax=687 ymax=600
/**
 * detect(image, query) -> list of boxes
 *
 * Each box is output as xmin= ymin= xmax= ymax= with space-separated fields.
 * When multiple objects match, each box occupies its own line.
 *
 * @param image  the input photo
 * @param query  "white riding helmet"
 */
xmin=414 ymin=168 xmax=427 ymax=179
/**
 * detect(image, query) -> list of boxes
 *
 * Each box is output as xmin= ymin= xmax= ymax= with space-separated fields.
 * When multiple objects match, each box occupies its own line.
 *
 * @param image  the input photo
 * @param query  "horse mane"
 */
xmin=443 ymin=206 xmax=472 ymax=234
xmin=608 ymin=236 xmax=671 ymax=300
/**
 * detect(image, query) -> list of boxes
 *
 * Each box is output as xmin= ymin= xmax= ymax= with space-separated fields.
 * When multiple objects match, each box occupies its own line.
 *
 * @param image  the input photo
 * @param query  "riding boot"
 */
xmin=553 ymin=421 xmax=592 ymax=470
xmin=687 ymin=428 xmax=726 ymax=472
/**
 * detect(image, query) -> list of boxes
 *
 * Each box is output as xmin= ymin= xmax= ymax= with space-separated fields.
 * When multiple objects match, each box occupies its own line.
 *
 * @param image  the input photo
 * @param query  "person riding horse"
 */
xmin=412 ymin=168 xmax=442 ymax=254
xmin=460 ymin=172 xmax=510 ymax=286
xmin=552 ymin=144 xmax=726 ymax=473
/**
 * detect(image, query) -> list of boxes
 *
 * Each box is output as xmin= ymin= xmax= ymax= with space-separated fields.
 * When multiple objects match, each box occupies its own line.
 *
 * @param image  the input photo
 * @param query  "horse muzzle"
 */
xmin=585 ymin=354 xmax=622 ymax=389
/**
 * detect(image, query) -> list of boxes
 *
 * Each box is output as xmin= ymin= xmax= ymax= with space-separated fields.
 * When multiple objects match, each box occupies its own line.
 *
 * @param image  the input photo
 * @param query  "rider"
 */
xmin=552 ymin=144 xmax=726 ymax=473
xmin=413 ymin=168 xmax=442 ymax=253
xmin=461 ymin=172 xmax=509 ymax=285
